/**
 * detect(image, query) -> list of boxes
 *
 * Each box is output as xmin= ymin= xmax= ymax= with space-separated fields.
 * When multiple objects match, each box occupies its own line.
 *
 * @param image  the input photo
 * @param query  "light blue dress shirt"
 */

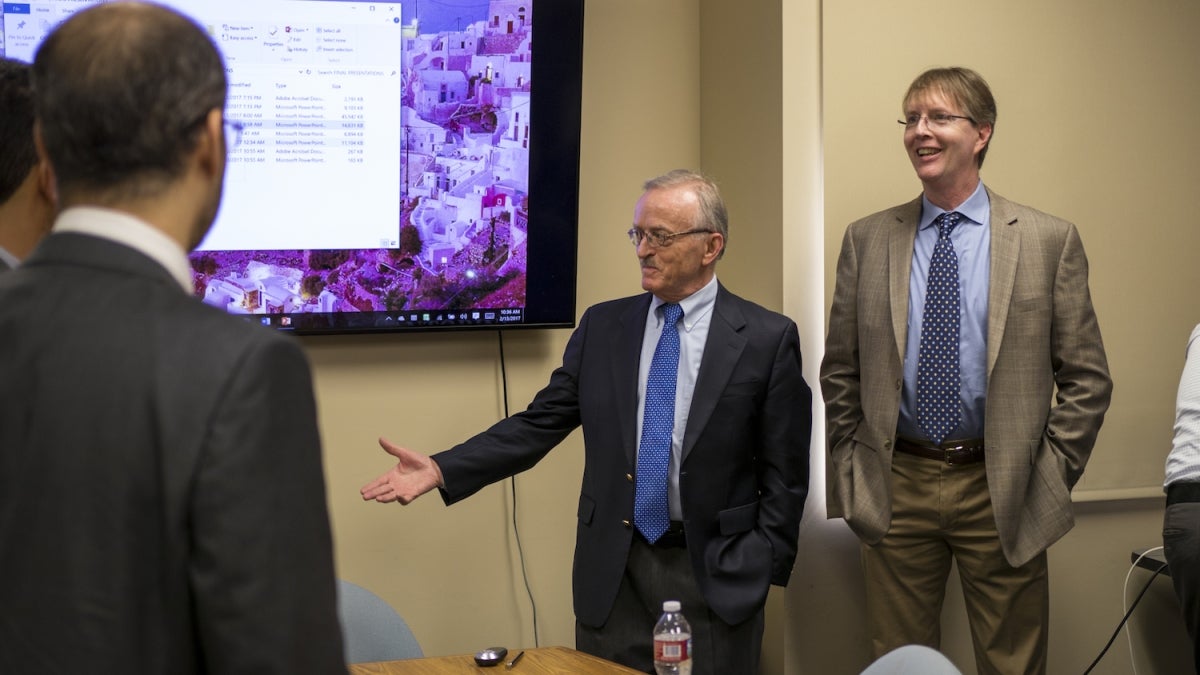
xmin=637 ymin=275 xmax=717 ymax=520
xmin=898 ymin=182 xmax=990 ymax=442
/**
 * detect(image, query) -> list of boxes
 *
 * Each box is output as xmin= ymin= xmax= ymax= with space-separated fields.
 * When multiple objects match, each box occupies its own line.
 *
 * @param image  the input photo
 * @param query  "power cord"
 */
xmin=497 ymin=330 xmax=540 ymax=648
xmin=1081 ymin=546 xmax=1168 ymax=674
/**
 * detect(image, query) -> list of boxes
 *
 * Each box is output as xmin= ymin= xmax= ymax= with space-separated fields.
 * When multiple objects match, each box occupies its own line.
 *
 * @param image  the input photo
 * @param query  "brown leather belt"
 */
xmin=895 ymin=437 xmax=985 ymax=466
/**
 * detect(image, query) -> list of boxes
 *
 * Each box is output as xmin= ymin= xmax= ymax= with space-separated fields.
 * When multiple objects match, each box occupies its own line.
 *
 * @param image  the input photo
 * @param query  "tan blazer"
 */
xmin=821 ymin=188 xmax=1112 ymax=566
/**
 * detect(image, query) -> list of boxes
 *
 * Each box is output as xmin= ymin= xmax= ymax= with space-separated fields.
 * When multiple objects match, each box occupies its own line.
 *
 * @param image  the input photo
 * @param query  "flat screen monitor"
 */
xmin=1 ymin=0 xmax=583 ymax=335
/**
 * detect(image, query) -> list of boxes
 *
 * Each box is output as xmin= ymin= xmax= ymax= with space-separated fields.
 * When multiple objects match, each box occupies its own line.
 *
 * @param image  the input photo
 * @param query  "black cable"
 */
xmin=498 ymin=330 xmax=540 ymax=648
xmin=498 ymin=331 xmax=511 ymax=418
xmin=1081 ymin=560 xmax=1168 ymax=674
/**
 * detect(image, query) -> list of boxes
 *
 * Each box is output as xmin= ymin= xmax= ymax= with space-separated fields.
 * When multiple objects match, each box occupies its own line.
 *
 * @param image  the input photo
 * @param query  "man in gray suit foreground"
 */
xmin=0 ymin=4 xmax=345 ymax=673
xmin=0 ymin=57 xmax=55 ymax=272
xmin=821 ymin=67 xmax=1112 ymax=674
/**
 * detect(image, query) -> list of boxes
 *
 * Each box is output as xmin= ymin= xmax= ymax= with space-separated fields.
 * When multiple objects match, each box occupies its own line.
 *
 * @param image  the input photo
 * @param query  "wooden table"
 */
xmin=349 ymin=646 xmax=646 ymax=674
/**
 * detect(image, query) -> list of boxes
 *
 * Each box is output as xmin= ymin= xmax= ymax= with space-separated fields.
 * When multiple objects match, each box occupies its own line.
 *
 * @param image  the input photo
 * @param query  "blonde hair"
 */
xmin=904 ymin=67 xmax=997 ymax=167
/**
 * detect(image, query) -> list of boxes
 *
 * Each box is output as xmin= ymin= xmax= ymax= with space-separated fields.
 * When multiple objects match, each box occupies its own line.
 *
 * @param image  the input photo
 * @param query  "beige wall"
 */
xmin=303 ymin=0 xmax=1199 ymax=672
xmin=309 ymin=0 xmax=704 ymax=660
xmin=821 ymin=0 xmax=1200 ymax=498
xmin=803 ymin=0 xmax=1200 ymax=672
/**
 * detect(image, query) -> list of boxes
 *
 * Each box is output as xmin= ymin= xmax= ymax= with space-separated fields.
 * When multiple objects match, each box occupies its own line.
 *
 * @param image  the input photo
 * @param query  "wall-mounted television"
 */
xmin=1 ymin=0 xmax=583 ymax=335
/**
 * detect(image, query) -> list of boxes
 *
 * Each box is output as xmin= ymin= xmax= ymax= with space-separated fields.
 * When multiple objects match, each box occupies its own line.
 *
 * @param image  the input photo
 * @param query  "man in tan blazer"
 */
xmin=822 ymin=67 xmax=1112 ymax=674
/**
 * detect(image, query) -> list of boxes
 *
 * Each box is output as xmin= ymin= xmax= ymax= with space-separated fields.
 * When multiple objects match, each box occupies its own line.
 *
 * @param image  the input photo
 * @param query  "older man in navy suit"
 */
xmin=362 ymin=169 xmax=812 ymax=675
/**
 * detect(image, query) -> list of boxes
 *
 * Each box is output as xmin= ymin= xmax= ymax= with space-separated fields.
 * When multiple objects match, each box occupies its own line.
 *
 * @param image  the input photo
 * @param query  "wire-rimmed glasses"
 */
xmin=627 ymin=227 xmax=712 ymax=248
xmin=898 ymin=112 xmax=975 ymax=129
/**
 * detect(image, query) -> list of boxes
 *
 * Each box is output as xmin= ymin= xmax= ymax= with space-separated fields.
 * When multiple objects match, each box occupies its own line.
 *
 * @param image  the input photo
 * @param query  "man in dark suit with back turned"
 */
xmin=0 ymin=57 xmax=55 ymax=272
xmin=0 ymin=3 xmax=345 ymax=673
xmin=361 ymin=169 xmax=811 ymax=674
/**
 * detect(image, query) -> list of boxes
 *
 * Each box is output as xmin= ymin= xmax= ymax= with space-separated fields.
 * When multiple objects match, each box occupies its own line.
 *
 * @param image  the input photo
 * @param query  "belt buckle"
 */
xmin=943 ymin=442 xmax=965 ymax=466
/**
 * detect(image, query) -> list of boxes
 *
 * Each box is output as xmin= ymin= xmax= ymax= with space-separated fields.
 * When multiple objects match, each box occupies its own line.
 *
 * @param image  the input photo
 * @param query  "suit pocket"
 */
xmin=850 ymin=430 xmax=881 ymax=454
xmin=1012 ymin=295 xmax=1050 ymax=314
xmin=577 ymin=493 xmax=595 ymax=526
xmin=718 ymin=501 xmax=759 ymax=536
xmin=833 ymin=433 xmax=890 ymax=544
xmin=1031 ymin=441 xmax=1070 ymax=510
xmin=829 ymin=430 xmax=876 ymax=474
xmin=721 ymin=379 xmax=761 ymax=398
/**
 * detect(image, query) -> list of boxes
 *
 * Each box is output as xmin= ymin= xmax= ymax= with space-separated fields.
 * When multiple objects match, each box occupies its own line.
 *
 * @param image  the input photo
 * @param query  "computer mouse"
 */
xmin=473 ymin=646 xmax=508 ymax=667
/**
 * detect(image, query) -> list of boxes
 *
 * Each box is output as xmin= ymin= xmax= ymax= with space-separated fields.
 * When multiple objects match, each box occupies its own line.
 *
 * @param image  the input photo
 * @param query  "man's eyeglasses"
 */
xmin=628 ymin=227 xmax=713 ymax=248
xmin=223 ymin=119 xmax=245 ymax=151
xmin=898 ymin=112 xmax=975 ymax=129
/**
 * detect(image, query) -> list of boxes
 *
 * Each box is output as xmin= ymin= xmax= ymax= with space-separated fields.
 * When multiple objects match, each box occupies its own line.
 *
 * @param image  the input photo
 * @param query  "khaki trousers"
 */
xmin=862 ymin=450 xmax=1049 ymax=675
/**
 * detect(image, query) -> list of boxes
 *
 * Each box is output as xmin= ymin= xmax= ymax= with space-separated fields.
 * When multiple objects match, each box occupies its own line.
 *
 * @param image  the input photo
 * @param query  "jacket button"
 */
xmin=895 ymin=379 xmax=902 ymax=389
xmin=622 ymin=520 xmax=632 ymax=528
xmin=884 ymin=440 xmax=892 ymax=450
xmin=625 ymin=473 xmax=634 ymax=482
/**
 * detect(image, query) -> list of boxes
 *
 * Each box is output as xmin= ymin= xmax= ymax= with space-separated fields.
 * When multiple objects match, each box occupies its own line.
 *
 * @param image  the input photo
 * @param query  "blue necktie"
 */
xmin=915 ymin=212 xmax=962 ymax=444
xmin=634 ymin=302 xmax=683 ymax=543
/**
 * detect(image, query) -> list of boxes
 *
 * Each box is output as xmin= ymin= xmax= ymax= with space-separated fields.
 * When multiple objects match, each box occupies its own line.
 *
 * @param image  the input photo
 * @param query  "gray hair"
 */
xmin=642 ymin=169 xmax=728 ymax=259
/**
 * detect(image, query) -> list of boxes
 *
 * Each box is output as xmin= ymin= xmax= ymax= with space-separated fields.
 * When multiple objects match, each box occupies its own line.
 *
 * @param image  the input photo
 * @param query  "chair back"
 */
xmin=337 ymin=579 xmax=423 ymax=663
xmin=860 ymin=645 xmax=962 ymax=675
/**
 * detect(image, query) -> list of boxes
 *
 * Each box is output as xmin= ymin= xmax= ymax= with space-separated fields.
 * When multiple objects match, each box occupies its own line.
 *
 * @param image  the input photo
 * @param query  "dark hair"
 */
xmin=31 ymin=2 xmax=227 ymax=202
xmin=0 ymin=58 xmax=36 ymax=204
xmin=642 ymin=169 xmax=729 ymax=259
xmin=904 ymin=67 xmax=997 ymax=167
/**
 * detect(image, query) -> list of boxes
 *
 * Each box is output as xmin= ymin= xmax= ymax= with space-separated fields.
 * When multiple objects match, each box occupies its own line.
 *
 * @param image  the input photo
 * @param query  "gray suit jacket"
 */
xmin=0 ymin=232 xmax=346 ymax=674
xmin=435 ymin=284 xmax=812 ymax=626
xmin=821 ymin=188 xmax=1112 ymax=566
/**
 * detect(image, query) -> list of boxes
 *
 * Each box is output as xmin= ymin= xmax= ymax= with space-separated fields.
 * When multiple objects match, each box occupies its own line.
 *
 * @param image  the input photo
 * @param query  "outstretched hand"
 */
xmin=359 ymin=437 xmax=444 ymax=505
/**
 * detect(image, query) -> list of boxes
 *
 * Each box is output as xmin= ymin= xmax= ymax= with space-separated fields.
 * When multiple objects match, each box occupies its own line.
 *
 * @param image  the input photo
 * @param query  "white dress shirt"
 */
xmin=1166 ymin=324 xmax=1200 ymax=487
xmin=53 ymin=206 xmax=194 ymax=294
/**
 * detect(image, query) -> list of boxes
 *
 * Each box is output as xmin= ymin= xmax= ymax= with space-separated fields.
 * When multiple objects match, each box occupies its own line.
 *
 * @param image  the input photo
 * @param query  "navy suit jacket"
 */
xmin=435 ymin=284 xmax=811 ymax=626
xmin=0 ymin=232 xmax=345 ymax=674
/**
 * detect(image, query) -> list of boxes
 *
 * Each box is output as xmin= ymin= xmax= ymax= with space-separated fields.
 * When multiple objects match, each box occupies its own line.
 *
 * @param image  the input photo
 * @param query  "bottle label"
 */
xmin=654 ymin=636 xmax=690 ymax=663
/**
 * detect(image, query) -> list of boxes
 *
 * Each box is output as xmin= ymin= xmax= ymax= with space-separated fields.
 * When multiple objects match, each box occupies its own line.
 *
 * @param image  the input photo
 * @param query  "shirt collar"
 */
xmin=53 ymin=206 xmax=194 ymax=294
xmin=0 ymin=245 xmax=19 ymax=270
xmin=650 ymin=275 xmax=718 ymax=331
xmin=919 ymin=180 xmax=990 ymax=231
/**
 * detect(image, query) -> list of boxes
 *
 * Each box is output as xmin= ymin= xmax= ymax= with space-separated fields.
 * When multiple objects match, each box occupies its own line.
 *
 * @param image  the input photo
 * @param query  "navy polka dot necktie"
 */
xmin=915 ymin=212 xmax=962 ymax=444
xmin=634 ymin=302 xmax=683 ymax=543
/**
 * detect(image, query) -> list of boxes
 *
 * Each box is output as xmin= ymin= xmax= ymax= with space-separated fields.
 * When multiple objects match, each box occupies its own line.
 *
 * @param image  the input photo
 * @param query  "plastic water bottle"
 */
xmin=653 ymin=600 xmax=692 ymax=675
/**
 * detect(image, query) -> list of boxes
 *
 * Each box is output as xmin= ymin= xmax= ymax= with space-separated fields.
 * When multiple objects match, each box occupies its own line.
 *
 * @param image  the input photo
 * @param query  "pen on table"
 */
xmin=506 ymin=650 xmax=525 ymax=669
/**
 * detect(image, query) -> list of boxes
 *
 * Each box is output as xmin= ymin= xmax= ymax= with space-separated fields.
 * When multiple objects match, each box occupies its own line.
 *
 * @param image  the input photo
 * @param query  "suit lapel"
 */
xmin=986 ymin=189 xmax=1020 ymax=377
xmin=889 ymin=198 xmax=922 ymax=361
xmin=616 ymin=295 xmax=652 ymax=467
xmin=682 ymin=284 xmax=746 ymax=462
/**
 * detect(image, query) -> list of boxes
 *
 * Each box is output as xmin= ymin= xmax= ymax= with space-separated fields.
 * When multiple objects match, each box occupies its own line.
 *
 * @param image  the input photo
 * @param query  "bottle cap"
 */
xmin=663 ymin=600 xmax=681 ymax=612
